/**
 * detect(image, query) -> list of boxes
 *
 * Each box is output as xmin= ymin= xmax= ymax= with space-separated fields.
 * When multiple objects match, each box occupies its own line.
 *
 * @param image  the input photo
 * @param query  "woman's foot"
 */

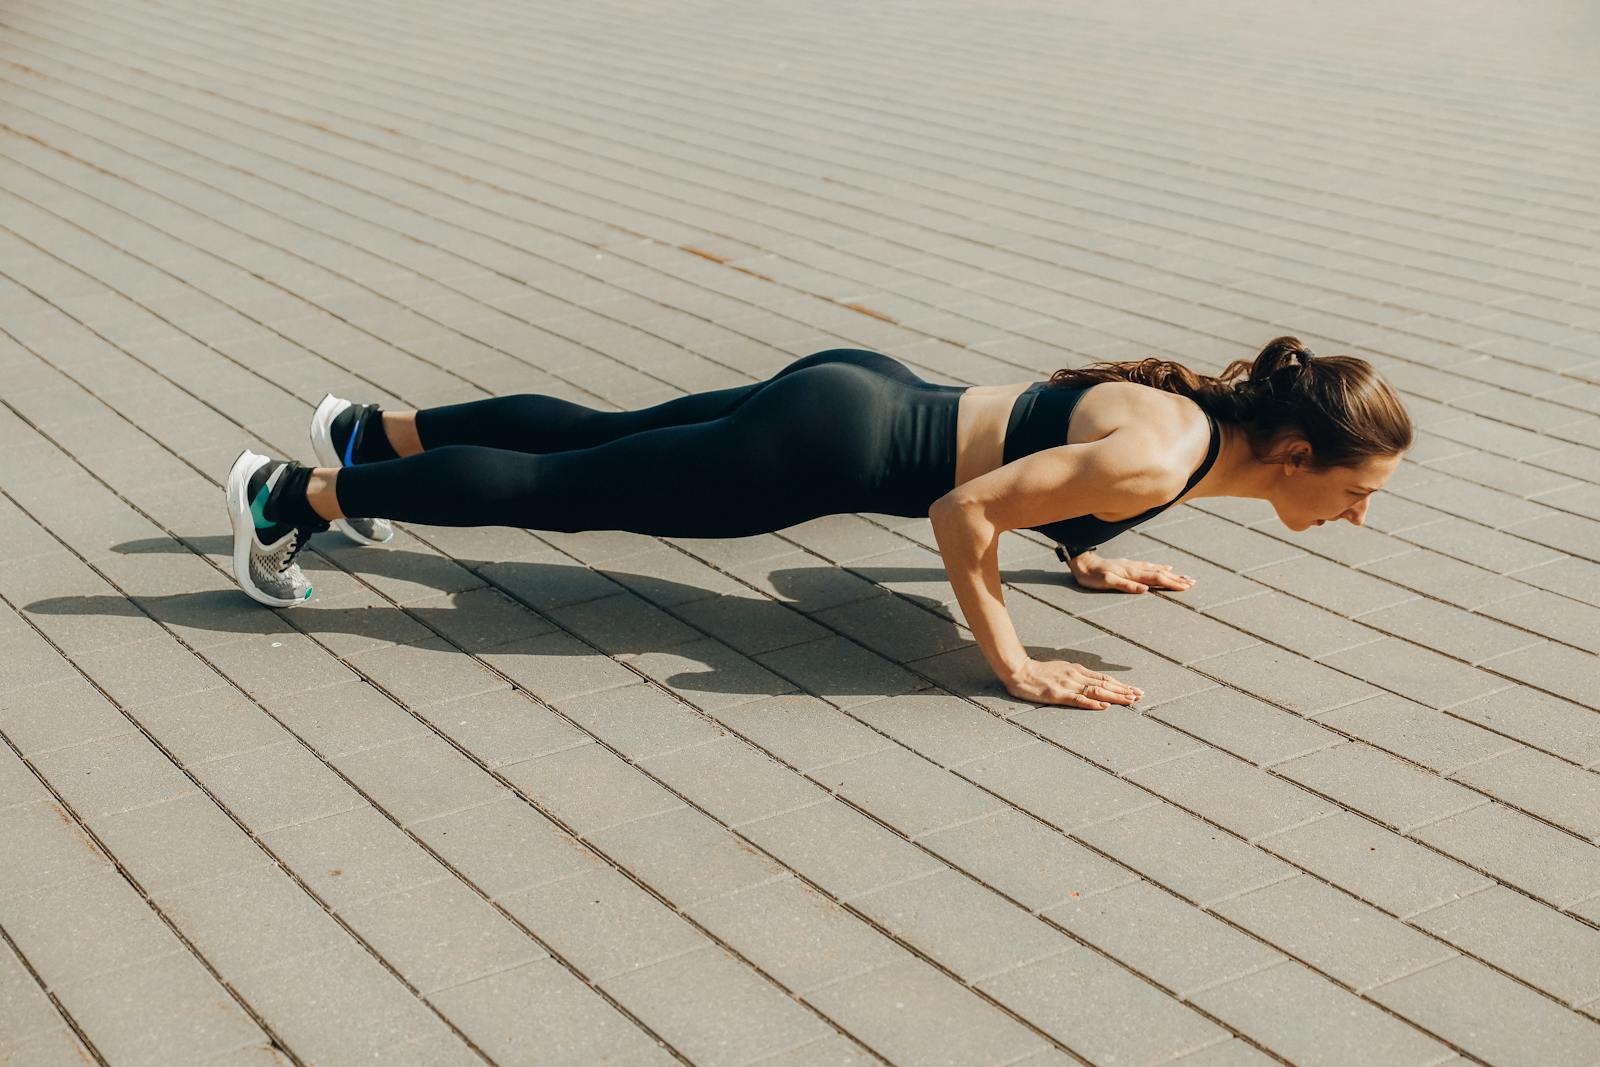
xmin=225 ymin=450 xmax=331 ymax=607
xmin=310 ymin=393 xmax=395 ymax=546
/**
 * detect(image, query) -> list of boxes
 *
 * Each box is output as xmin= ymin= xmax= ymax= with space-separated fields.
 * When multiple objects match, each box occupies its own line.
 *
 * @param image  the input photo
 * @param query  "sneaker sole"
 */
xmin=310 ymin=392 xmax=394 ymax=547
xmin=226 ymin=449 xmax=308 ymax=608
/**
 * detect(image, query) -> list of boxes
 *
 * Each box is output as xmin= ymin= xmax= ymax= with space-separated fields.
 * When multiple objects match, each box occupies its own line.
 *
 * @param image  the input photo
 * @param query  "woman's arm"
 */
xmin=927 ymin=432 xmax=1169 ymax=705
xmin=928 ymin=502 xmax=1028 ymax=682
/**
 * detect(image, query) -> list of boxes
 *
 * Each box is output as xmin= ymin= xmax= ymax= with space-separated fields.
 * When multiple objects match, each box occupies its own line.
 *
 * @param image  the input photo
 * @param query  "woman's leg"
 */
xmin=330 ymin=361 xmax=899 ymax=536
xmin=393 ymin=348 xmax=918 ymax=456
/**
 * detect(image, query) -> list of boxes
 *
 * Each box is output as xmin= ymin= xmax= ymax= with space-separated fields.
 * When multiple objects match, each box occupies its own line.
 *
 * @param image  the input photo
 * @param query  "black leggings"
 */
xmin=333 ymin=348 xmax=965 ymax=538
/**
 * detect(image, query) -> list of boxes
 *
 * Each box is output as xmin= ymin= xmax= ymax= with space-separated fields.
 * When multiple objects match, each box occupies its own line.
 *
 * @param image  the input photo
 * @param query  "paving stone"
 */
xmin=1315 ymin=636 xmax=1512 ymax=711
xmin=1311 ymin=692 xmax=1520 ymax=774
xmin=70 ymin=633 xmax=231 ymax=709
xmin=628 ymin=635 xmax=800 ymax=711
xmin=45 ymin=948 xmax=267 ymax=1064
xmin=1446 ymin=746 xmax=1600 ymax=840
xmin=1011 ymin=701 xmax=1206 ymax=773
xmin=598 ymin=946 xmax=831 ymax=1066
xmin=672 ymin=589 xmax=835 ymax=657
xmin=1147 ymin=685 xmax=1342 ymax=767
xmin=1241 ymin=554 xmax=1417 ymax=617
xmin=812 ymin=585 xmax=972 ymax=663
xmin=917 ymin=807 xmax=1140 ymax=913
xmin=1189 ymin=959 xmax=1452 ymax=1067
xmin=191 ymin=739 xmax=368 ymax=833
xmin=1043 ymin=879 xmax=1285 ymax=996
xmin=713 ymin=692 xmax=897 ymax=772
xmin=1358 ymin=549 xmax=1535 ymax=611
xmin=814 ymin=745 xmax=1007 ymax=839
xmin=1203 ymin=589 xmax=1380 ymax=659
xmin=92 ymin=791 xmax=275 ymax=897
xmin=150 ymin=861 xmax=354 ymax=977
xmin=248 ymin=677 xmax=432 ymax=760
xmin=1479 ymin=589 xmax=1600 ymax=653
xmin=428 ymin=956 xmax=677 ymax=1066
xmin=1445 ymin=685 xmax=1600 ymax=769
xmin=1353 ymin=596 xmax=1545 ymax=664
xmin=498 ymin=865 xmax=710 ymax=983
xmin=0 ymin=798 xmax=110 ymax=903
xmin=1210 ymin=875 xmax=1457 ymax=993
xmin=0 ymin=867 xmax=182 ymax=990
xmin=737 ymin=800 xmax=944 ymax=900
xmin=234 ymin=941 xmax=445 ymax=1060
xmin=259 ymin=804 xmax=447 ymax=911
xmin=408 ymin=795 xmax=603 ymax=900
xmin=1369 ymin=956 xmax=1600 ymax=1067
xmin=336 ymin=876 xmax=546 ymax=995
xmin=0 ymin=675 xmax=126 ymax=757
xmin=423 ymin=686 xmax=590 ymax=767
xmin=847 ymin=689 xmax=1038 ymax=767
xmin=1477 ymin=640 xmax=1599 ymax=709
xmin=200 ymin=631 xmax=361 ymax=701
xmin=809 ymin=956 xmax=1055 ymax=1067
xmin=683 ymin=874 xmax=906 ymax=996
xmin=1271 ymin=742 xmax=1488 ymax=833
xmin=975 ymin=941 xmax=1226 ymax=1065
xmin=958 ymin=741 xmax=1156 ymax=833
xmin=1133 ymin=747 xmax=1337 ymax=841
xmin=132 ymin=686 xmax=291 ymax=765
xmin=587 ymin=806 xmax=788 ymax=906
xmin=344 ymin=636 xmax=510 ymax=709
xmin=1409 ymin=802 xmax=1600 ymax=909
xmin=1260 ymin=812 xmax=1491 ymax=919
xmin=1074 ymin=591 xmax=1262 ymax=665
xmin=1188 ymin=642 xmax=1377 ymax=716
xmin=849 ymin=868 xmax=1070 ymax=981
xmin=1409 ymin=886 xmax=1600 ymax=1007
xmin=335 ymin=732 xmax=511 ymax=826
xmin=1072 ymin=803 xmax=1296 ymax=907
xmin=551 ymin=681 xmax=725 ymax=760
xmin=637 ymin=735 xmax=829 ymax=827
xmin=28 ymin=730 xmax=199 ymax=819
xmin=753 ymin=633 xmax=925 ymax=709
xmin=497 ymin=740 xmax=685 ymax=837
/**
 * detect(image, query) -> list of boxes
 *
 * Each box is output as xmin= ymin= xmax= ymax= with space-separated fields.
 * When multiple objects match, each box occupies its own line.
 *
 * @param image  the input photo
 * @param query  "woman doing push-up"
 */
xmin=225 ymin=335 xmax=1412 ymax=708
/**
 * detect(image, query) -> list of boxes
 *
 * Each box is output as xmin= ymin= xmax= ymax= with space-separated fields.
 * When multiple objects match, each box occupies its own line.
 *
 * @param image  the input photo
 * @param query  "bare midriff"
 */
xmin=952 ymin=379 xmax=1212 ymax=524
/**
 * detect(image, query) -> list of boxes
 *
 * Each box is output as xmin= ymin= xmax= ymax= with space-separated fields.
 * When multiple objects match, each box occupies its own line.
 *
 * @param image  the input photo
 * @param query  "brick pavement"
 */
xmin=2 ymin=0 xmax=1598 ymax=1064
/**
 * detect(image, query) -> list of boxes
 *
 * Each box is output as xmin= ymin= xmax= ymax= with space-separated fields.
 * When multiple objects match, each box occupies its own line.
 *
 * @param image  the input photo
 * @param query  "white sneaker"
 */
xmin=225 ymin=449 xmax=329 ymax=607
xmin=310 ymin=392 xmax=396 ymax=546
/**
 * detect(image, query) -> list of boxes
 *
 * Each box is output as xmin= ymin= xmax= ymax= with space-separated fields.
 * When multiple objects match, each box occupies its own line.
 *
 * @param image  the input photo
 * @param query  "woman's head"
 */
xmin=1046 ymin=335 xmax=1414 ymax=530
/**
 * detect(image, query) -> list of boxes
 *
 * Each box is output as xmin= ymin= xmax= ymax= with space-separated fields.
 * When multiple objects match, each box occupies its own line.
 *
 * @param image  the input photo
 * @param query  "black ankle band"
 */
xmin=354 ymin=405 xmax=400 ymax=464
xmin=263 ymin=462 xmax=326 ymax=528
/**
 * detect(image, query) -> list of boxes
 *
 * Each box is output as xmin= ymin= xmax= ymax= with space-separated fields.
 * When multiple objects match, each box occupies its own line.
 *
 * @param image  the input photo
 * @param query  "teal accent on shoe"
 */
xmin=250 ymin=481 xmax=273 ymax=529
xmin=303 ymin=587 xmax=313 ymax=600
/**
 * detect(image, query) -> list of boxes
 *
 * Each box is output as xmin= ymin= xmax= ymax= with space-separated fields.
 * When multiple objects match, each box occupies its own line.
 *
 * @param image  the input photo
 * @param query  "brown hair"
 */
xmin=1045 ymin=335 xmax=1413 ymax=470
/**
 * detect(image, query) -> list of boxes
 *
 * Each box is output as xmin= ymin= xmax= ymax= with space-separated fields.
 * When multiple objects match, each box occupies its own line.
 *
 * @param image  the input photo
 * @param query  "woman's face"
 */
xmin=1274 ymin=448 xmax=1404 ymax=532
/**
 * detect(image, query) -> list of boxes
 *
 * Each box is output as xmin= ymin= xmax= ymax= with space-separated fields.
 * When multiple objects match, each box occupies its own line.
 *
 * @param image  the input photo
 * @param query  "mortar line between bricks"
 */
xmin=3 ymin=16 xmax=1600 ymax=1049
xmin=12 ymin=235 xmax=1600 ymax=1067
xmin=0 ymin=492 xmax=711 ymax=1064
xmin=9 ymin=5 xmax=1600 ymax=427
xmin=0 ymin=636 xmax=314 ymax=1065
xmin=18 ymin=4 xmax=1600 ymax=415
xmin=12 ymin=39 xmax=1600 ymax=575
xmin=6 ymin=17 xmax=1600 ymax=487
xmin=134 ymin=0 xmax=1600 ymax=319
xmin=4 ymin=297 xmax=1594 ymax=1060
xmin=0 ymin=905 xmax=110 ymax=1065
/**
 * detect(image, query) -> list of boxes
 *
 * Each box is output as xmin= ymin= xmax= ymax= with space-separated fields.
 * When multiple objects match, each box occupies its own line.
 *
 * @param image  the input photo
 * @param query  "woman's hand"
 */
xmin=1071 ymin=553 xmax=1195 ymax=594
xmin=1004 ymin=659 xmax=1144 ymax=709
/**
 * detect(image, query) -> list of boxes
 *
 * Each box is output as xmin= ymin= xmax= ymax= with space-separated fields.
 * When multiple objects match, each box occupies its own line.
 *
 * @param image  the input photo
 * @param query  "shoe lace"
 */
xmin=275 ymin=519 xmax=330 ymax=574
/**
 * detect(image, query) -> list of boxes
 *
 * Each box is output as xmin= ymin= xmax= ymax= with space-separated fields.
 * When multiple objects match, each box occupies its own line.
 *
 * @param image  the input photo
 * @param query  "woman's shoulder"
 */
xmin=1069 ymin=381 xmax=1212 ymax=486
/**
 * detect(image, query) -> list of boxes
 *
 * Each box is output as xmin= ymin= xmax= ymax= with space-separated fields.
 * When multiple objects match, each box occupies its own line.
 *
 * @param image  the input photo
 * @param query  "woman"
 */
xmin=225 ymin=335 xmax=1412 ymax=708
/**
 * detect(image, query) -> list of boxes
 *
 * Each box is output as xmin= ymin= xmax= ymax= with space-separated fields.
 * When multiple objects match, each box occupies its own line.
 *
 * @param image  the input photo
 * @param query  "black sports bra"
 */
xmin=1002 ymin=381 xmax=1221 ymax=563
